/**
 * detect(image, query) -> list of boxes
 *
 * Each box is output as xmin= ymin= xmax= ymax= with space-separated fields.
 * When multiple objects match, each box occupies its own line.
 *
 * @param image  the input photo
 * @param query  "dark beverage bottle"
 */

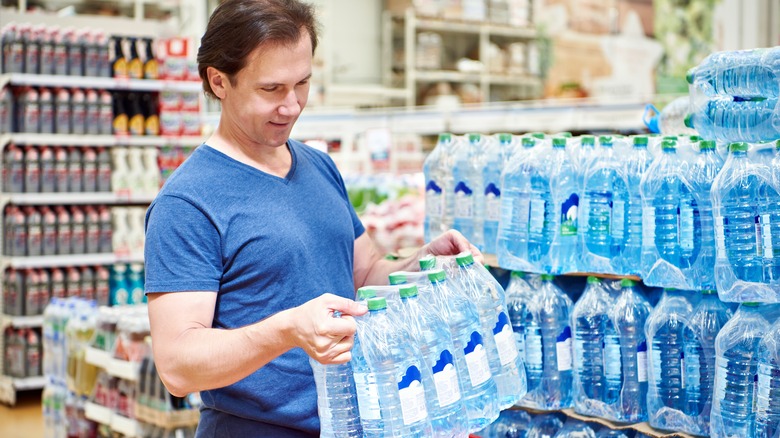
xmin=142 ymin=93 xmax=159 ymax=136
xmin=142 ymin=38 xmax=158 ymax=80
xmin=112 ymin=92 xmax=129 ymax=135
xmin=127 ymin=93 xmax=144 ymax=136
xmin=111 ymin=36 xmax=127 ymax=79
xmin=127 ymin=37 xmax=142 ymax=80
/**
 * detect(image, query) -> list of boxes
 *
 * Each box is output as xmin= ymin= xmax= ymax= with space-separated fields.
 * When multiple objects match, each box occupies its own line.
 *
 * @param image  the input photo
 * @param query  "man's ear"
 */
xmin=207 ymin=66 xmax=228 ymax=100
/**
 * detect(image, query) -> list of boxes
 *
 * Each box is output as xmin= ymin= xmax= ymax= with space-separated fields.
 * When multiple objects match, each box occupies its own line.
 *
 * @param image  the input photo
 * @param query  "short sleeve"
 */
xmin=144 ymin=195 xmax=223 ymax=293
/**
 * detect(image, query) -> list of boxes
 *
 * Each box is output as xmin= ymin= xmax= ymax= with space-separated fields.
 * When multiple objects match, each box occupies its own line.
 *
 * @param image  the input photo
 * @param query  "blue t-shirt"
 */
xmin=144 ymin=140 xmax=365 ymax=436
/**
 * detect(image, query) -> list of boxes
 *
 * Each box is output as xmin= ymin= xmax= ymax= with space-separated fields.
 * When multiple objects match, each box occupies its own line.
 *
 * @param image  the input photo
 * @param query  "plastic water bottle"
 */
xmin=576 ymin=135 xmax=599 ymax=188
xmin=642 ymin=96 xmax=697 ymax=135
xmin=580 ymin=136 xmax=629 ymax=275
xmin=483 ymin=408 xmax=531 ymax=438
xmin=640 ymin=138 xmax=698 ymax=289
xmin=424 ymin=133 xmax=457 ymax=242
xmin=685 ymin=96 xmax=780 ymax=143
xmin=548 ymin=137 xmax=580 ymax=274
xmin=646 ymin=288 xmax=693 ymax=431
xmin=483 ymin=133 xmax=511 ymax=255
xmin=595 ymin=430 xmax=630 ymax=438
xmin=682 ymin=289 xmax=733 ymax=436
xmin=453 ymin=252 xmax=526 ymax=409
xmin=572 ymin=276 xmax=611 ymax=418
xmin=608 ymin=279 xmax=652 ymax=423
xmin=710 ymin=302 xmax=771 ymax=438
xmin=712 ymin=142 xmax=775 ymax=302
xmin=526 ymin=413 xmax=564 ymax=438
xmin=506 ymin=271 xmax=533 ymax=371
xmin=452 ymin=133 xmax=484 ymax=248
xmin=767 ymin=140 xmax=780 ymax=284
xmin=426 ymin=269 xmax=499 ymax=432
xmin=354 ymin=297 xmax=433 ymax=437
xmin=397 ymin=284 xmax=470 ymax=438
xmin=497 ymin=136 xmax=542 ymax=272
xmin=621 ymin=136 xmax=653 ymax=275
xmin=552 ymin=419 xmax=596 ymax=438
xmin=756 ymin=317 xmax=780 ymax=438
xmin=689 ymin=140 xmax=725 ymax=290
xmin=310 ymin=357 xmax=363 ymax=438
xmin=519 ymin=274 xmax=574 ymax=410
xmin=687 ymin=47 xmax=780 ymax=98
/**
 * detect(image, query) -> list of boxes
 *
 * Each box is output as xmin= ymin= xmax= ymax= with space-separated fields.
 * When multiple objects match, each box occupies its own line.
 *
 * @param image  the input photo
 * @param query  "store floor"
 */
xmin=0 ymin=390 xmax=44 ymax=438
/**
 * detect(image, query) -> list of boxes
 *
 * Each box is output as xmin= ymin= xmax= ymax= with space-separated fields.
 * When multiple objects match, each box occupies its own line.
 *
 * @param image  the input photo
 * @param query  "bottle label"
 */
xmin=513 ymin=329 xmax=526 ymax=363
xmin=642 ymin=206 xmax=656 ymax=243
xmin=560 ymin=193 xmax=579 ymax=236
xmin=758 ymin=364 xmax=770 ymax=414
xmin=679 ymin=202 xmax=695 ymax=251
xmin=426 ymin=181 xmax=443 ymax=217
xmin=603 ymin=336 xmax=621 ymax=380
xmin=637 ymin=341 xmax=648 ymax=383
xmin=454 ymin=182 xmax=473 ymax=219
xmin=529 ymin=198 xmax=546 ymax=234
xmin=715 ymin=215 xmax=726 ymax=253
xmin=680 ymin=350 xmax=686 ymax=388
xmin=398 ymin=365 xmax=428 ymax=425
xmin=611 ymin=199 xmax=625 ymax=239
xmin=355 ymin=371 xmax=381 ymax=420
xmin=762 ymin=214 xmax=774 ymax=259
xmin=556 ymin=326 xmax=572 ymax=371
xmin=493 ymin=312 xmax=518 ymax=366
xmin=432 ymin=349 xmax=461 ymax=407
xmin=651 ymin=346 xmax=662 ymax=386
xmin=755 ymin=215 xmax=764 ymax=257
xmin=464 ymin=331 xmax=492 ymax=387
xmin=753 ymin=373 xmax=759 ymax=414
xmin=485 ymin=183 xmax=501 ymax=222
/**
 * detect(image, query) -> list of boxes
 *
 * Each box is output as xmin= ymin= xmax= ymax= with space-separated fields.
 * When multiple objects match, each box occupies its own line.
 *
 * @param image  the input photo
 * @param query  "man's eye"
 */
xmin=262 ymin=87 xmax=277 ymax=92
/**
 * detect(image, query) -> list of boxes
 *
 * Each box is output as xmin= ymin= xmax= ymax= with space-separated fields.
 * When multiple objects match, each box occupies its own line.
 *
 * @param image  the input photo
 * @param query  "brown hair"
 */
xmin=196 ymin=0 xmax=319 ymax=99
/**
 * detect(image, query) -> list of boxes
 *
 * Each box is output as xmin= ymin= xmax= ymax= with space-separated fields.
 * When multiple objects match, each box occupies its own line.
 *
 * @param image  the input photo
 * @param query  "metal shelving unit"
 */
xmin=0 ymin=73 xmax=202 ymax=93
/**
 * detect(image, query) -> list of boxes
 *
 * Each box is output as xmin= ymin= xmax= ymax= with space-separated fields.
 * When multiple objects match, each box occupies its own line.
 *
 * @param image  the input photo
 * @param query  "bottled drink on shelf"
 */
xmin=688 ymin=47 xmax=780 ymax=99
xmin=481 ymin=133 xmax=511 ymax=255
xmin=526 ymin=413 xmax=564 ymax=438
xmin=756 ymin=316 xmax=780 ymax=438
xmin=506 ymin=271 xmax=535 ymax=368
xmin=423 ymin=133 xmax=457 ymax=242
xmin=452 ymin=133 xmax=483 ymax=248
xmin=621 ymin=136 xmax=653 ymax=275
xmin=548 ymin=136 xmax=580 ymax=274
xmin=552 ymin=419 xmax=596 ymax=438
xmin=685 ymin=96 xmax=780 ymax=143
xmin=642 ymin=96 xmax=697 ymax=136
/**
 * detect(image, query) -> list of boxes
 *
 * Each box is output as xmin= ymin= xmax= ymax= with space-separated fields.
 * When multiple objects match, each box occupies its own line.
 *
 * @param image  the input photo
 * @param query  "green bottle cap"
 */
xmin=367 ymin=297 xmax=387 ymax=311
xmin=357 ymin=287 xmax=377 ymax=300
xmin=427 ymin=269 xmax=446 ymax=283
xmin=633 ymin=136 xmax=648 ymax=146
xmin=388 ymin=272 xmax=407 ymax=285
xmin=661 ymin=139 xmax=677 ymax=151
xmin=467 ymin=133 xmax=482 ymax=144
xmin=399 ymin=284 xmax=418 ymax=299
xmin=730 ymin=142 xmax=748 ymax=153
xmin=621 ymin=278 xmax=636 ymax=287
xmin=522 ymin=137 xmax=536 ymax=147
xmin=419 ymin=255 xmax=436 ymax=270
xmin=689 ymin=135 xmax=702 ymax=142
xmin=700 ymin=140 xmax=716 ymax=150
xmin=557 ymin=132 xmax=573 ymax=138
xmin=511 ymin=271 xmax=526 ymax=279
xmin=497 ymin=133 xmax=513 ymax=144
xmin=702 ymin=289 xmax=717 ymax=295
xmin=599 ymin=136 xmax=613 ymax=146
xmin=686 ymin=69 xmax=695 ymax=84
xmin=438 ymin=133 xmax=452 ymax=143
xmin=552 ymin=137 xmax=566 ymax=148
xmin=581 ymin=135 xmax=595 ymax=146
xmin=531 ymin=132 xmax=546 ymax=139
xmin=540 ymin=274 xmax=554 ymax=281
xmin=587 ymin=276 xmax=601 ymax=285
xmin=455 ymin=252 xmax=475 ymax=266
xmin=742 ymin=302 xmax=760 ymax=307
xmin=684 ymin=114 xmax=694 ymax=129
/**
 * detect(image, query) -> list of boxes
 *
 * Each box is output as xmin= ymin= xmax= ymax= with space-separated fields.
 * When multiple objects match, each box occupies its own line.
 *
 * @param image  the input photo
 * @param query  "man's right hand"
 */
xmin=289 ymin=293 xmax=368 ymax=365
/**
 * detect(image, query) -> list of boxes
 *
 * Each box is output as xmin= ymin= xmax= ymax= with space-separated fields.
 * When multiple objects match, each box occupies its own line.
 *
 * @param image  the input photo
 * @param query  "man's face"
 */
xmin=220 ymin=31 xmax=312 ymax=149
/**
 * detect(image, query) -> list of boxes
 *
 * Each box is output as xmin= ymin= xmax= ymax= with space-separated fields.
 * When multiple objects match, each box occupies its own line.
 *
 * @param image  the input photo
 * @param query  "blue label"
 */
xmin=426 ymin=180 xmax=442 ymax=194
xmin=432 ymin=349 xmax=455 ymax=374
xmin=556 ymin=326 xmax=572 ymax=343
xmin=493 ymin=312 xmax=511 ymax=335
xmin=484 ymin=183 xmax=501 ymax=197
xmin=454 ymin=181 xmax=473 ymax=196
xmin=398 ymin=365 xmax=422 ymax=390
xmin=464 ymin=331 xmax=484 ymax=355
xmin=637 ymin=341 xmax=647 ymax=352
xmin=561 ymin=193 xmax=579 ymax=235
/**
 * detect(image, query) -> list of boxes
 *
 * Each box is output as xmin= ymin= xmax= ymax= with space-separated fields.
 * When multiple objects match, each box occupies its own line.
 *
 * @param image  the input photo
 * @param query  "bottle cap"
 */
xmin=581 ymin=135 xmax=595 ymax=146
xmin=620 ymin=278 xmax=636 ymax=287
xmin=661 ymin=139 xmax=677 ymax=151
xmin=438 ymin=133 xmax=452 ymax=143
xmin=388 ymin=272 xmax=407 ymax=285
xmin=702 ymin=289 xmax=717 ymax=295
xmin=455 ymin=251 xmax=474 ymax=266
xmin=729 ymin=142 xmax=748 ymax=153
xmin=399 ymin=285 xmax=418 ymax=299
xmin=557 ymin=132 xmax=573 ymax=138
xmin=522 ymin=137 xmax=536 ymax=147
xmin=689 ymin=135 xmax=702 ymax=142
xmin=700 ymin=140 xmax=716 ymax=150
xmin=742 ymin=302 xmax=760 ymax=307
xmin=686 ymin=69 xmax=695 ymax=84
xmin=684 ymin=114 xmax=694 ymax=129
xmin=587 ymin=276 xmax=601 ymax=285
xmin=419 ymin=255 xmax=436 ymax=270
xmin=367 ymin=297 xmax=387 ymax=311
xmin=776 ymin=139 xmax=780 ymax=150
xmin=467 ymin=133 xmax=481 ymax=144
xmin=511 ymin=271 xmax=526 ymax=279
xmin=531 ymin=132 xmax=545 ymax=139
xmin=633 ymin=136 xmax=648 ymax=146
xmin=497 ymin=133 xmax=513 ymax=144
xmin=599 ymin=135 xmax=613 ymax=146
xmin=427 ymin=269 xmax=446 ymax=283
xmin=540 ymin=274 xmax=554 ymax=281
xmin=552 ymin=137 xmax=566 ymax=148
xmin=356 ymin=287 xmax=376 ymax=300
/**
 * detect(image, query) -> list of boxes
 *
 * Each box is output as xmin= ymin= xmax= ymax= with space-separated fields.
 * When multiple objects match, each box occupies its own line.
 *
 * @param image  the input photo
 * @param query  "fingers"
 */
xmin=325 ymin=294 xmax=368 ymax=317
xmin=311 ymin=334 xmax=356 ymax=365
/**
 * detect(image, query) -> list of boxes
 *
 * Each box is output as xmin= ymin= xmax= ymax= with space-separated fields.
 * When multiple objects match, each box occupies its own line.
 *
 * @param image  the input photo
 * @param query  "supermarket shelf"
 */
xmin=479 ymin=254 xmax=643 ymax=281
xmin=414 ymin=70 xmax=482 ymax=83
xmin=0 ymin=375 xmax=46 ymax=405
xmin=0 ymin=73 xmax=202 ymax=93
xmin=412 ymin=16 xmax=537 ymax=39
xmin=486 ymin=74 xmax=543 ymax=87
xmin=2 ymin=252 xmax=129 ymax=269
xmin=1 ymin=314 xmax=43 ymax=329
xmin=0 ymin=133 xmax=204 ymax=148
xmin=5 ymin=192 xmax=156 ymax=205
xmin=85 ymin=401 xmax=144 ymax=438
xmin=85 ymin=346 xmax=140 ymax=381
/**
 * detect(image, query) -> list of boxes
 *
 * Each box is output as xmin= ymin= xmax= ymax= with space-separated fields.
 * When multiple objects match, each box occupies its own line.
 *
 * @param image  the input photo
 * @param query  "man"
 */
xmin=144 ymin=0 xmax=481 ymax=436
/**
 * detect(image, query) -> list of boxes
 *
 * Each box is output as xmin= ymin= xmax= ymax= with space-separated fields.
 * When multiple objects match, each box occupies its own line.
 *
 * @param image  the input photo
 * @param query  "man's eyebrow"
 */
xmin=254 ymin=74 xmax=312 ymax=88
